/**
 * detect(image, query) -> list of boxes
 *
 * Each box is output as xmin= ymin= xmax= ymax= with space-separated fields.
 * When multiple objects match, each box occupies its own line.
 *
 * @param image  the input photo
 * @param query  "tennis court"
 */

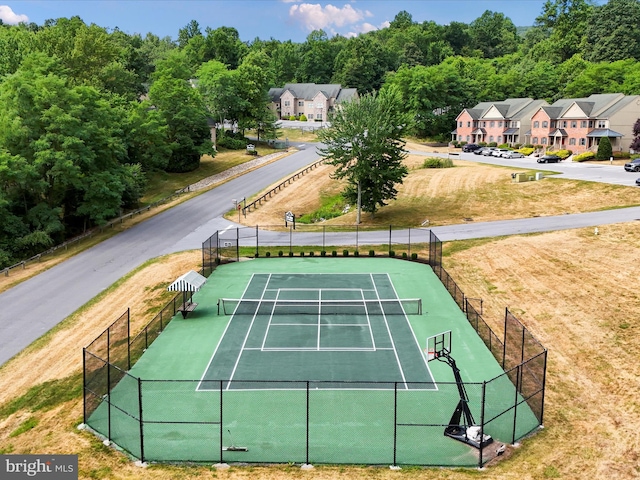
xmin=86 ymin=257 xmax=542 ymax=466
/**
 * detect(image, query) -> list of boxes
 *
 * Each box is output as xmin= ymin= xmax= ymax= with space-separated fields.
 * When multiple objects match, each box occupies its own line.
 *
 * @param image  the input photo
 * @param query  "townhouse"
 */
xmin=453 ymin=93 xmax=640 ymax=153
xmin=268 ymin=83 xmax=358 ymax=122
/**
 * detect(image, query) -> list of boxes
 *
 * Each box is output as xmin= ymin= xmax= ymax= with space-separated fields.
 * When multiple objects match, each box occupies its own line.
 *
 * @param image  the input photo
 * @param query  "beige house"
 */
xmin=454 ymin=93 xmax=640 ymax=153
xmin=268 ymin=83 xmax=358 ymax=122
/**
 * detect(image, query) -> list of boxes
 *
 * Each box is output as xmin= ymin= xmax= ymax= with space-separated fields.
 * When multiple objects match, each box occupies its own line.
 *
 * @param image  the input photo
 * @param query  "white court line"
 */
xmin=371 ymin=273 xmax=409 ymax=390
xmin=386 ymin=274 xmax=437 ymax=391
xmin=196 ymin=273 xmax=257 ymax=392
xmin=226 ymin=274 xmax=273 ymax=390
xmin=360 ymin=289 xmax=377 ymax=350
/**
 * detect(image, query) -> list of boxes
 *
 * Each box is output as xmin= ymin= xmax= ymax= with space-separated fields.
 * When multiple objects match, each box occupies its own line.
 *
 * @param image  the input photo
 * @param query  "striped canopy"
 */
xmin=167 ymin=270 xmax=207 ymax=292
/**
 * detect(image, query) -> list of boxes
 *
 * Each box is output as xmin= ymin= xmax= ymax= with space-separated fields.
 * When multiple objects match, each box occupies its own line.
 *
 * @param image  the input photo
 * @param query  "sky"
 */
xmin=0 ymin=1 xmax=605 ymax=43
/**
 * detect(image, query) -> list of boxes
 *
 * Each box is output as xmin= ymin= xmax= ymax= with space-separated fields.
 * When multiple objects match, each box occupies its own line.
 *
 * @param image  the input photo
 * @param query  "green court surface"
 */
xmin=89 ymin=258 xmax=539 ymax=466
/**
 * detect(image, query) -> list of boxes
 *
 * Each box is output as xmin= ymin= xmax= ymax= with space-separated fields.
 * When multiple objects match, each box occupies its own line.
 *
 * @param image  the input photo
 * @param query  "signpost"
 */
xmin=285 ymin=211 xmax=296 ymax=229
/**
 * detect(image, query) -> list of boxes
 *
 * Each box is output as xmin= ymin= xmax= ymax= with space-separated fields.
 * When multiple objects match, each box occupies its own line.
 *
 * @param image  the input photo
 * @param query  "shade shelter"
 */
xmin=167 ymin=270 xmax=207 ymax=318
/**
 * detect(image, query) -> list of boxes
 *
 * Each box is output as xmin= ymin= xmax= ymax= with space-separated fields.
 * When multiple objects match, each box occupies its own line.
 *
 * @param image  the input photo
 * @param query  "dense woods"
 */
xmin=1 ymin=0 xmax=640 ymax=266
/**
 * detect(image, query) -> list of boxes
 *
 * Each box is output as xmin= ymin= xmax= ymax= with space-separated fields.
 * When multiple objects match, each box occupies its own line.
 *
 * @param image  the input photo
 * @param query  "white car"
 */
xmin=492 ymin=148 xmax=511 ymax=157
xmin=502 ymin=151 xmax=525 ymax=158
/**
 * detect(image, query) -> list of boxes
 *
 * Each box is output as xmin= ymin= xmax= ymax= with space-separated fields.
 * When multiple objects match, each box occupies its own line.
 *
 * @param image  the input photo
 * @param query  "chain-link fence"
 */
xmin=83 ymin=227 xmax=546 ymax=467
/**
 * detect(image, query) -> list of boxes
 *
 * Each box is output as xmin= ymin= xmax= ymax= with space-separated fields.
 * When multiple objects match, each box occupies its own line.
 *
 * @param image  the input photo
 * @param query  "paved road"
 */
xmin=1 ymin=144 xmax=639 ymax=366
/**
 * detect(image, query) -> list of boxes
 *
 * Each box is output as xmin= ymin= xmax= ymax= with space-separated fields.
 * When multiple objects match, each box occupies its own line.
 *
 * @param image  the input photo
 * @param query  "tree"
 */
xmin=332 ymin=35 xmax=391 ymax=93
xmin=596 ymin=136 xmax=613 ymax=160
xmin=469 ymin=10 xmax=519 ymax=58
xmin=630 ymin=118 xmax=640 ymax=152
xmin=317 ymin=87 xmax=410 ymax=223
xmin=583 ymin=0 xmax=640 ymax=62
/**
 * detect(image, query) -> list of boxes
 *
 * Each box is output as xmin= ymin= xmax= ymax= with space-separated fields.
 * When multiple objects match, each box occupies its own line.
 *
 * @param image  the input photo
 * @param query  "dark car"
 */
xmin=636 ymin=177 xmax=640 ymax=186
xmin=624 ymin=158 xmax=640 ymax=172
xmin=537 ymin=154 xmax=561 ymax=163
xmin=474 ymin=147 xmax=489 ymax=155
xmin=462 ymin=143 xmax=481 ymax=152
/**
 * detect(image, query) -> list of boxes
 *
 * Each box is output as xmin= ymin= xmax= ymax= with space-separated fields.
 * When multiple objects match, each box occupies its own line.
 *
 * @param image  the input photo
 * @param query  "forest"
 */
xmin=1 ymin=0 xmax=640 ymax=267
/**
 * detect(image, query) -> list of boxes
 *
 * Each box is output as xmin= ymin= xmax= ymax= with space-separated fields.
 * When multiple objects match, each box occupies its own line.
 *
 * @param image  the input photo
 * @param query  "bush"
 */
xmin=278 ymin=250 xmax=284 ymax=257
xmin=498 ymin=143 xmax=509 ymax=148
xmin=553 ymin=149 xmax=572 ymax=159
xmin=422 ymin=157 xmax=454 ymax=169
xmin=573 ymin=151 xmax=595 ymax=162
xmin=299 ymin=114 xmax=307 ymax=122
xmin=514 ymin=143 xmax=522 ymax=149
xmin=215 ymin=257 xmax=221 ymax=265
xmin=289 ymin=115 xmax=296 ymax=120
xmin=321 ymin=250 xmax=326 ymax=257
xmin=411 ymin=253 xmax=418 ymax=260
xmin=389 ymin=250 xmax=396 ymax=257
xmin=265 ymin=251 xmax=271 ymax=257
xmin=354 ymin=250 xmax=359 ymax=257
xmin=331 ymin=250 xmax=337 ymax=257
xmin=402 ymin=252 xmax=408 ymax=259
xmin=518 ymin=147 xmax=535 ymax=156
xmin=523 ymin=144 xmax=534 ymax=149
xmin=289 ymin=251 xmax=294 ymax=257
xmin=488 ymin=142 xmax=498 ymax=147
xmin=478 ymin=142 xmax=487 ymax=147
xmin=309 ymin=251 xmax=314 ymax=256
xmin=216 ymin=130 xmax=247 ymax=150
xmin=369 ymin=250 xmax=375 ymax=257
xmin=343 ymin=249 xmax=349 ymax=257
xmin=300 ymin=251 xmax=305 ymax=257
xmin=596 ymin=136 xmax=612 ymax=160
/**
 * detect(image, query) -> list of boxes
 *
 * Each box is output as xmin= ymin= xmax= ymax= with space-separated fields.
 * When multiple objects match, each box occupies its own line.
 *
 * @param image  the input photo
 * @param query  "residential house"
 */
xmin=454 ymin=93 xmax=640 ymax=153
xmin=527 ymin=93 xmax=640 ymax=153
xmin=453 ymin=98 xmax=548 ymax=146
xmin=268 ymin=83 xmax=358 ymax=122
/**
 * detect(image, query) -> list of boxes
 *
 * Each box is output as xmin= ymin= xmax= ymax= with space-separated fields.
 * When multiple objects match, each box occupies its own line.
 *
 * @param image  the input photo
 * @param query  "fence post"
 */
xmin=502 ymin=308 xmax=508 ymax=370
xmin=255 ymin=225 xmax=259 ymax=257
xmin=236 ymin=228 xmax=240 ymax=261
xmin=107 ymin=328 xmax=112 ymax=442
xmin=127 ymin=308 xmax=131 ymax=370
xmin=478 ymin=381 xmax=487 ymax=468
xmin=82 ymin=349 xmax=87 ymax=424
xmin=306 ymin=381 xmax=310 ymax=465
xmin=511 ymin=364 xmax=521 ymax=444
xmin=219 ymin=380 xmax=224 ymax=464
xmin=138 ymin=378 xmax=145 ymax=462
xmin=393 ymin=382 xmax=398 ymax=467
xmin=388 ymin=225 xmax=392 ymax=255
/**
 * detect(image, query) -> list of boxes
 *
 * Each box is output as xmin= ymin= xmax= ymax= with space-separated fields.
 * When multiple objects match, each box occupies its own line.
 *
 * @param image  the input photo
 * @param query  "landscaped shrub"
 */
xmin=402 ymin=252 xmax=408 ymax=259
xmin=300 ymin=251 xmax=305 ymax=257
xmin=389 ymin=250 xmax=396 ymax=257
xmin=278 ymin=250 xmax=284 ymax=257
xmin=596 ymin=136 xmax=612 ymax=160
xmin=478 ymin=142 xmax=487 ymax=147
xmin=289 ymin=115 xmax=296 ymax=120
xmin=488 ymin=142 xmax=498 ymax=147
xmin=309 ymin=251 xmax=314 ymax=256
xmin=411 ymin=253 xmax=418 ymax=260
xmin=331 ymin=250 xmax=337 ymax=257
xmin=321 ymin=250 xmax=326 ymax=257
xmin=289 ymin=251 xmax=294 ymax=257
xmin=343 ymin=249 xmax=349 ymax=257
xmin=518 ymin=147 xmax=535 ymax=156
xmin=613 ymin=151 xmax=629 ymax=159
xmin=422 ymin=157 xmax=454 ymax=169
xmin=216 ymin=130 xmax=247 ymax=150
xmin=354 ymin=250 xmax=359 ymax=257
xmin=554 ymin=149 xmax=572 ymax=159
xmin=369 ymin=250 xmax=375 ymax=257
xmin=498 ymin=143 xmax=509 ymax=148
xmin=523 ymin=144 xmax=534 ymax=149
xmin=265 ymin=251 xmax=271 ymax=257
xmin=299 ymin=114 xmax=307 ymax=121
xmin=573 ymin=151 xmax=595 ymax=162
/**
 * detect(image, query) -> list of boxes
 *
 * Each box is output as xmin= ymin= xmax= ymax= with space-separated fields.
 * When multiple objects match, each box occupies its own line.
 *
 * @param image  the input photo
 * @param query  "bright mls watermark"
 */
xmin=1 ymin=455 xmax=78 ymax=479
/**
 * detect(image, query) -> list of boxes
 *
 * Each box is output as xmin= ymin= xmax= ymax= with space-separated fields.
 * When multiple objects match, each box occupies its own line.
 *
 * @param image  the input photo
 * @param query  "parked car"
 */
xmin=482 ymin=147 xmax=498 ymax=156
xmin=624 ymin=158 xmax=640 ymax=172
xmin=474 ymin=147 xmax=489 ymax=155
xmin=636 ymin=177 xmax=640 ymax=186
xmin=537 ymin=154 xmax=561 ymax=163
xmin=502 ymin=151 xmax=525 ymax=158
xmin=492 ymin=148 xmax=511 ymax=157
xmin=462 ymin=143 xmax=481 ymax=152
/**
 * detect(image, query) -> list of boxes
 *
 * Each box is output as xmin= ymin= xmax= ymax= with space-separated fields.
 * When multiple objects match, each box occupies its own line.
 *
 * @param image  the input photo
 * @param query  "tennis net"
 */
xmin=217 ymin=298 xmax=422 ymax=316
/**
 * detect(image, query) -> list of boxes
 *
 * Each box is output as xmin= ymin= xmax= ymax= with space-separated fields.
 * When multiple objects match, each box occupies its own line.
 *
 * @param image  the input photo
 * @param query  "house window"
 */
xmin=307 ymin=102 xmax=313 ymax=108
xmin=284 ymin=100 xmax=290 ymax=107
xmin=569 ymin=138 xmax=576 ymax=145
xmin=466 ymin=135 xmax=470 ymax=141
xmin=533 ymin=121 xmax=539 ymax=128
xmin=581 ymin=120 xmax=587 ymax=128
xmin=498 ymin=121 xmax=503 ymax=127
xmin=489 ymin=136 xmax=494 ymax=142
xmin=490 ymin=121 xmax=495 ymax=127
xmin=308 ymin=114 xmax=314 ymax=119
xmin=571 ymin=121 xmax=577 ymax=128
xmin=497 ymin=136 xmax=502 ymax=142
xmin=298 ymin=101 xmax=304 ymax=107
xmin=562 ymin=121 xmax=567 ymax=128
xmin=597 ymin=120 xmax=606 ymax=128
xmin=532 ymin=137 xmax=538 ymax=144
xmin=542 ymin=137 xmax=547 ymax=144
xmin=316 ymin=102 xmax=323 ymax=108
xmin=467 ymin=121 xmax=471 ymax=127
xmin=459 ymin=121 xmax=463 ymax=127
xmin=482 ymin=121 xmax=486 ymax=127
xmin=551 ymin=121 xmax=556 ymax=128
xmin=589 ymin=120 xmax=594 ymax=128
xmin=542 ymin=121 xmax=549 ymax=128
xmin=580 ymin=138 xmax=586 ymax=146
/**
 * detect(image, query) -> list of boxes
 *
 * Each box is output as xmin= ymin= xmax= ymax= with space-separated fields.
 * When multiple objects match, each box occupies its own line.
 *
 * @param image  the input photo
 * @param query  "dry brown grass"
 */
xmin=2 ymin=143 xmax=640 ymax=479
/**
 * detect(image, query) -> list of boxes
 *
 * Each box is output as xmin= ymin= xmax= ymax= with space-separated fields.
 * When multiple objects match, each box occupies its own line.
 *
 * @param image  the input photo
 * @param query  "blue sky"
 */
xmin=1 ymin=1 xmax=604 ymax=43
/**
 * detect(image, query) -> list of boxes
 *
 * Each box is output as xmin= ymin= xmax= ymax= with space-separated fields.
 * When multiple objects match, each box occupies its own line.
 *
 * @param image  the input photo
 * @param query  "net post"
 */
xmin=219 ymin=380 xmax=224 ymax=464
xmin=393 ymin=381 xmax=398 ymax=467
xmin=478 ymin=381 xmax=487 ymax=468
xmin=82 ymin=348 xmax=87 ymax=424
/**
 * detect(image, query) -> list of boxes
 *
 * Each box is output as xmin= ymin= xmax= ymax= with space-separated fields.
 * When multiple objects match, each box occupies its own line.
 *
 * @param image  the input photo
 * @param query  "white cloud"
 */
xmin=0 ymin=5 xmax=28 ymax=25
xmin=289 ymin=3 xmax=372 ymax=32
